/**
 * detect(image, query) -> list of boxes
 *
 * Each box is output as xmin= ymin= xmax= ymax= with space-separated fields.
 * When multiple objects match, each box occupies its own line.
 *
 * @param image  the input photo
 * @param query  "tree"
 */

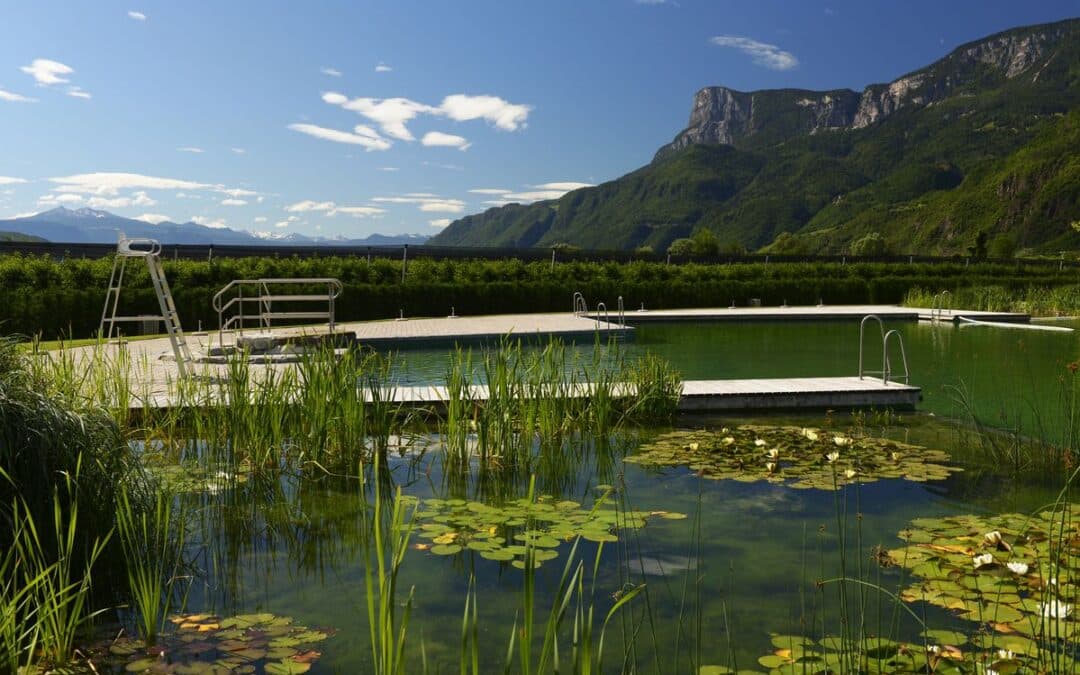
xmin=667 ymin=238 xmax=694 ymax=256
xmin=849 ymin=232 xmax=889 ymax=257
xmin=690 ymin=228 xmax=721 ymax=256
xmin=766 ymin=231 xmax=811 ymax=255
xmin=987 ymin=234 xmax=1017 ymax=260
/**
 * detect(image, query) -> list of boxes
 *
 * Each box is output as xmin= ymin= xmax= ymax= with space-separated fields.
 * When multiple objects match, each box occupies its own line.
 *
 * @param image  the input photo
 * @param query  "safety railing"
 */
xmin=572 ymin=292 xmax=587 ymax=316
xmin=595 ymin=301 xmax=610 ymax=330
xmin=930 ymin=290 xmax=952 ymax=322
xmin=858 ymin=314 xmax=910 ymax=384
xmin=213 ymin=278 xmax=343 ymax=341
xmin=617 ymin=295 xmax=625 ymax=326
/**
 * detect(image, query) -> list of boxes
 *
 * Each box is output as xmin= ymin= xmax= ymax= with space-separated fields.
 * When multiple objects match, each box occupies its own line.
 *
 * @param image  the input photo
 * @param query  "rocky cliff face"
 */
xmin=655 ymin=19 xmax=1077 ymax=161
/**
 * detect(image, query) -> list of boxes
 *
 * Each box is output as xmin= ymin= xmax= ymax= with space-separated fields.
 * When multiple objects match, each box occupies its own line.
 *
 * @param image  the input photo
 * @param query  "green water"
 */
xmin=142 ymin=320 xmax=1080 ymax=671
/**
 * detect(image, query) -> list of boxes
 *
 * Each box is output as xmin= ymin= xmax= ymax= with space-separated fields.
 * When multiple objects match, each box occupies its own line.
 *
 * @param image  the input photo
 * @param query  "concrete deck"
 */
xmin=603 ymin=305 xmax=1030 ymax=324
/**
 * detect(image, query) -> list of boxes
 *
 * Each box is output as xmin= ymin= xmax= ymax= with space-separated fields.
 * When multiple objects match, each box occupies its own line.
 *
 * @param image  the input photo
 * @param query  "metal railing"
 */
xmin=858 ymin=314 xmax=910 ymax=384
xmin=213 ymin=278 xmax=343 ymax=341
xmin=572 ymin=292 xmax=587 ymax=316
xmin=930 ymin=290 xmax=952 ymax=322
xmin=595 ymin=301 xmax=610 ymax=330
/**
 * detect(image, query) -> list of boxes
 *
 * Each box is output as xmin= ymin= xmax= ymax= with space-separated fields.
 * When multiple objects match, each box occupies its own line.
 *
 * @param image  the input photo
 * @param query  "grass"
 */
xmin=904 ymin=284 xmax=1080 ymax=317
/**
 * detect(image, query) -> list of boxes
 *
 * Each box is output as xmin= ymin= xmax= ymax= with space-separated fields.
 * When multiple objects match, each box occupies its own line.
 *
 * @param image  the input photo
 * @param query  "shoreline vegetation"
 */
xmin=3 ymin=253 xmax=1080 ymax=338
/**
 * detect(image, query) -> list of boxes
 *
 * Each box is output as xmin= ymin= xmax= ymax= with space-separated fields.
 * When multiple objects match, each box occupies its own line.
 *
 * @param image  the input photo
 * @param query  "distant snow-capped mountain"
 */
xmin=0 ymin=207 xmax=430 ymax=246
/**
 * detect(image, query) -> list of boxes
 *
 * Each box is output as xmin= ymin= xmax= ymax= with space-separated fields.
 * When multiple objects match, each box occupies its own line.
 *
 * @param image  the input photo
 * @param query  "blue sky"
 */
xmin=0 ymin=1 xmax=1076 ymax=238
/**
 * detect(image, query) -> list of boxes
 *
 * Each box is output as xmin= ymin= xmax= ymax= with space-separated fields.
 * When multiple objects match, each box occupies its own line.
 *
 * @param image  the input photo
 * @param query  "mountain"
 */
xmin=0 ymin=231 xmax=46 ymax=243
xmin=432 ymin=18 xmax=1080 ymax=255
xmin=0 ymin=207 xmax=429 ymax=247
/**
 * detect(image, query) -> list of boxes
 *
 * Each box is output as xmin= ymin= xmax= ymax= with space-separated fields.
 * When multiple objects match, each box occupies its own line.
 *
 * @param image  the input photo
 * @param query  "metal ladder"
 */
xmin=857 ymin=314 xmax=909 ymax=384
xmin=99 ymin=234 xmax=192 ymax=377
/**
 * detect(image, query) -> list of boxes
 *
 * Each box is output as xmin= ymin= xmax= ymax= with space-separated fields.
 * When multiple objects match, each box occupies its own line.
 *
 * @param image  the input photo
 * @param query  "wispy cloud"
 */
xmin=21 ymin=59 xmax=74 ymax=86
xmin=284 ymin=200 xmax=385 ymax=217
xmin=321 ymin=67 xmax=343 ymax=77
xmin=135 ymin=213 xmax=172 ymax=224
xmin=177 ymin=146 xmax=204 ymax=153
xmin=128 ymin=10 xmax=147 ymax=21
xmin=375 ymin=63 xmax=393 ymax=73
xmin=709 ymin=35 xmax=798 ymax=70
xmin=66 ymin=86 xmax=91 ymax=99
xmin=468 ymin=188 xmax=511 ymax=195
xmin=470 ymin=182 xmax=592 ymax=204
xmin=421 ymin=131 xmax=471 ymax=150
xmin=378 ymin=167 xmax=399 ymax=172
xmin=84 ymin=190 xmax=156 ymax=209
xmin=372 ymin=194 xmax=465 ymax=213
xmin=429 ymin=218 xmax=452 ymax=228
xmin=230 ymin=147 xmax=246 ymax=154
xmin=287 ymin=122 xmax=392 ymax=151
xmin=0 ymin=88 xmax=37 ymax=103
xmin=253 ymin=216 xmax=268 ymax=223
xmin=48 ymin=172 xmax=252 ymax=204
xmin=221 ymin=198 xmax=247 ymax=206
xmin=319 ymin=92 xmax=532 ymax=144
xmin=0 ymin=176 xmax=27 ymax=185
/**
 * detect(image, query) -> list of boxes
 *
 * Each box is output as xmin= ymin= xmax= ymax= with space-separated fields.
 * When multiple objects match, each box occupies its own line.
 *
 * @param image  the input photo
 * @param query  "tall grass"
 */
xmin=904 ymin=283 xmax=1080 ymax=316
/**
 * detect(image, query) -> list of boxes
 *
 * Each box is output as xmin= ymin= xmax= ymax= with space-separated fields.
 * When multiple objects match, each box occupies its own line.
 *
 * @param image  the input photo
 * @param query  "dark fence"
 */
xmin=1 ymin=240 xmax=1078 ymax=269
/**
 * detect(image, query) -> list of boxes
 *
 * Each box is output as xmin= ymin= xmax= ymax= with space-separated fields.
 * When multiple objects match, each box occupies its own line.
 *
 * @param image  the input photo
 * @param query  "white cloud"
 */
xmin=421 ymin=131 xmax=471 ymax=150
xmin=192 ymin=216 xmax=228 ymax=229
xmin=50 ymin=172 xmax=211 ymax=196
xmin=221 ymin=198 xmax=247 ymax=206
xmin=482 ymin=200 xmax=515 ymax=206
xmin=136 ymin=213 xmax=172 ymax=224
xmin=468 ymin=188 xmax=511 ymax=195
xmin=709 ymin=35 xmax=798 ymax=70
xmin=287 ymin=122 xmax=392 ymax=151
xmin=230 ymin=147 xmax=246 ymax=154
xmin=0 ymin=176 xmax=27 ymax=185
xmin=375 ymin=63 xmax=392 ymax=73
xmin=274 ymin=215 xmax=300 ymax=228
xmin=39 ymin=193 xmax=83 ymax=205
xmin=177 ymin=146 xmax=204 ymax=153
xmin=320 ymin=67 xmax=343 ymax=77
xmin=372 ymin=195 xmax=465 ymax=213
xmin=285 ymin=200 xmax=336 ymax=213
xmin=322 ymin=93 xmax=433 ymax=141
xmin=5 ymin=211 xmax=38 ymax=219
xmin=66 ymin=86 xmax=91 ymax=99
xmin=284 ymin=200 xmax=384 ymax=217
xmin=438 ymin=94 xmax=531 ymax=131
xmin=84 ymin=190 xmax=156 ymax=209
xmin=0 ymin=88 xmax=37 ymax=103
xmin=334 ymin=206 xmax=385 ymax=217
xmin=320 ymin=92 xmax=531 ymax=141
xmin=21 ymin=59 xmax=74 ymax=86
xmin=378 ymin=167 xmax=399 ymax=172
xmin=429 ymin=218 xmax=452 ymax=228
xmin=535 ymin=182 xmax=592 ymax=191
xmin=128 ymin=10 xmax=147 ymax=21
xmin=253 ymin=216 xmax=268 ymax=223
xmin=220 ymin=188 xmax=258 ymax=197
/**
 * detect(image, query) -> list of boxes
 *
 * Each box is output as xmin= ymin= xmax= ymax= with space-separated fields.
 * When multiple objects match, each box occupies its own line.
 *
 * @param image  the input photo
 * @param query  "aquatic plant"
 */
xmin=91 ymin=611 xmax=335 ymax=673
xmin=627 ymin=425 xmax=960 ymax=489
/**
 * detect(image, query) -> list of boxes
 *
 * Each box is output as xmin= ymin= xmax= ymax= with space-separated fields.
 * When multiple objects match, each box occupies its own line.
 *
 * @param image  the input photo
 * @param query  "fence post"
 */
xmin=551 ymin=247 xmax=556 ymax=272
xmin=401 ymin=244 xmax=408 ymax=283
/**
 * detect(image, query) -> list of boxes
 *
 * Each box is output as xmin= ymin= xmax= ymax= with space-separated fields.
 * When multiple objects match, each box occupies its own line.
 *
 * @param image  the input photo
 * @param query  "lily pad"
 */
xmin=626 ymin=425 xmax=960 ymax=490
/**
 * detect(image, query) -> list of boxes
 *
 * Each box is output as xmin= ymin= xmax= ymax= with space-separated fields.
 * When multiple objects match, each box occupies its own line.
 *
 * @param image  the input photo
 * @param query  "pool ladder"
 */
xmin=929 ymin=290 xmax=953 ymax=322
xmin=858 ymin=315 xmax=909 ymax=384
xmin=99 ymin=234 xmax=193 ymax=378
xmin=572 ymin=291 xmax=626 ymax=329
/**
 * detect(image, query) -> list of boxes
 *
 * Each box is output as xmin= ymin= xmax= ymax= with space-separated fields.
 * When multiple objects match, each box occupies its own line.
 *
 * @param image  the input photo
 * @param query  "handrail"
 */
xmin=858 ymin=314 xmax=910 ymax=384
xmin=930 ymin=290 xmax=952 ymax=322
xmin=117 ymin=235 xmax=162 ymax=257
xmin=595 ymin=301 xmax=609 ymax=330
xmin=572 ymin=292 xmax=587 ymax=316
xmin=858 ymin=315 xmax=885 ymax=380
xmin=215 ymin=278 xmax=343 ymax=342
xmin=883 ymin=329 xmax=910 ymax=384
xmin=617 ymin=295 xmax=625 ymax=326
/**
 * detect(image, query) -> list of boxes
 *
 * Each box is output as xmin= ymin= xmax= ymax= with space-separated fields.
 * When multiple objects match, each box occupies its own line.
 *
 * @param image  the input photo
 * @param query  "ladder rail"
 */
xmin=858 ymin=314 xmax=911 ymax=384
xmin=213 ymin=278 xmax=344 ymax=340
xmin=883 ymin=329 xmax=910 ymax=384
xmin=857 ymin=315 xmax=885 ymax=380
xmin=572 ymin=291 xmax=587 ymax=316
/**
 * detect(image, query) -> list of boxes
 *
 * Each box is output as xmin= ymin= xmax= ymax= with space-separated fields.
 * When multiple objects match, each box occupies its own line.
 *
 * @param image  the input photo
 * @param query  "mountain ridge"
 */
xmin=0 ymin=207 xmax=430 ymax=247
xmin=432 ymin=17 xmax=1080 ymax=255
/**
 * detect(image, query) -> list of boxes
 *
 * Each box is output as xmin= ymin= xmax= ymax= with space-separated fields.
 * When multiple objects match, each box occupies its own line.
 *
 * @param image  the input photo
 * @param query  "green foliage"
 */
xmin=988 ymin=234 xmax=1018 ymax=259
xmin=666 ymin=238 xmax=694 ymax=256
xmin=849 ymin=232 xmax=889 ymax=257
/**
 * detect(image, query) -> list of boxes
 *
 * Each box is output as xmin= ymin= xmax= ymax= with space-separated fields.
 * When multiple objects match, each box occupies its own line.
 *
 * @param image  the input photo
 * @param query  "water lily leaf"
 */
xmin=265 ymin=660 xmax=311 ymax=675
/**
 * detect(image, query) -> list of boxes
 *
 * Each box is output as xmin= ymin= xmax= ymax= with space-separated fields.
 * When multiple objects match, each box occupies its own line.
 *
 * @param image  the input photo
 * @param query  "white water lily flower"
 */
xmin=996 ymin=649 xmax=1015 ymax=660
xmin=765 ymin=462 xmax=777 ymax=473
xmin=984 ymin=530 xmax=1003 ymax=546
xmin=688 ymin=442 xmax=700 ymax=452
xmin=833 ymin=435 xmax=851 ymax=446
xmin=1006 ymin=562 xmax=1029 ymax=575
xmin=802 ymin=429 xmax=819 ymax=441
xmin=826 ymin=451 xmax=840 ymax=463
xmin=890 ymin=451 xmax=902 ymax=461
xmin=754 ymin=438 xmax=767 ymax=447
xmin=973 ymin=553 xmax=994 ymax=569
xmin=844 ymin=469 xmax=857 ymax=479
xmin=721 ymin=436 xmax=735 ymax=445
xmin=767 ymin=448 xmax=780 ymax=459
xmin=926 ymin=645 xmax=941 ymax=655
xmin=1040 ymin=599 xmax=1072 ymax=619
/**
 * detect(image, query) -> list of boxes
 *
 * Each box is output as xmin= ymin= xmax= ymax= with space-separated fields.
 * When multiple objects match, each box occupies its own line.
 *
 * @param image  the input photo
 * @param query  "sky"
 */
xmin=0 ymin=1 xmax=1077 ymax=239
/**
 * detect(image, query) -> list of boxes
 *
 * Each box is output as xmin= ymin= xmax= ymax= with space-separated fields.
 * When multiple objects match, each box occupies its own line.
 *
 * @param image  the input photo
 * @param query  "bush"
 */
xmin=850 ymin=232 xmax=889 ymax=257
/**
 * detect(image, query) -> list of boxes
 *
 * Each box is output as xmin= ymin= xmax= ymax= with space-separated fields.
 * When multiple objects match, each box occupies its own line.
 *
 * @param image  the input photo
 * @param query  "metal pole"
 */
xmin=551 ymin=247 xmax=556 ymax=272
xmin=401 ymin=245 xmax=408 ymax=283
